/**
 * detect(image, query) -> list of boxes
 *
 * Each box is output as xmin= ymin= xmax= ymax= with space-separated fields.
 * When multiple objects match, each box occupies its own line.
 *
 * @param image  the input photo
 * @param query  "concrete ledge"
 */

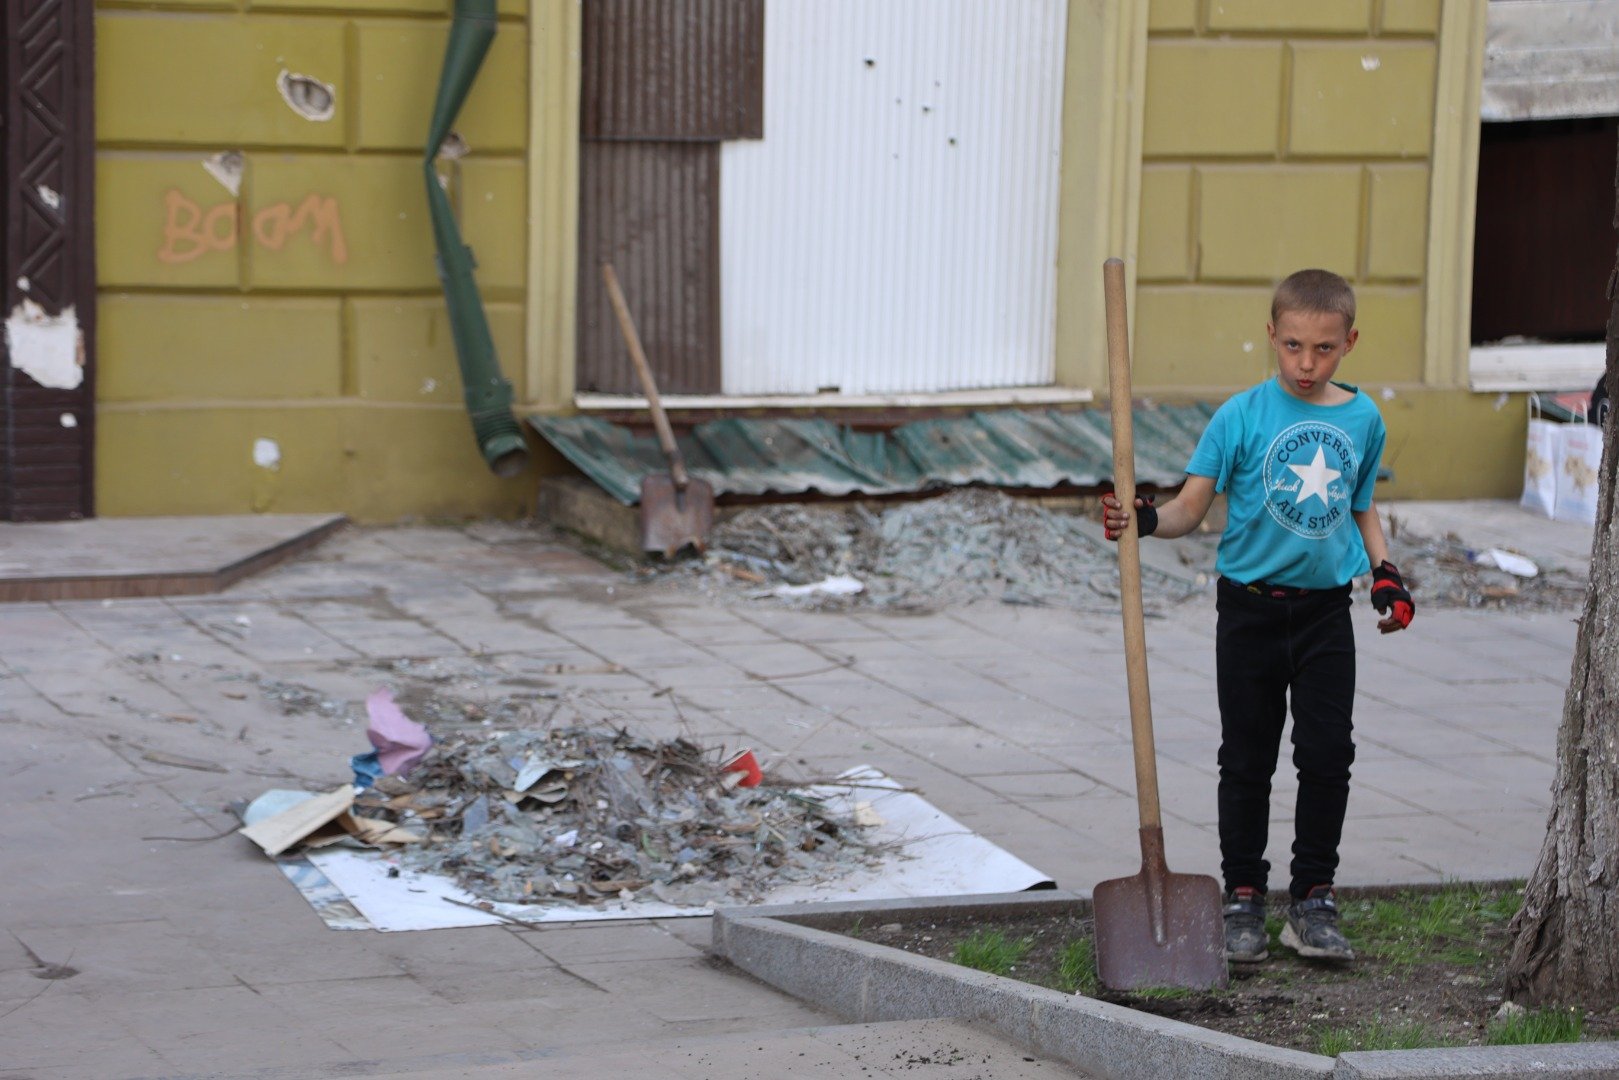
xmin=1336 ymin=1044 xmax=1619 ymax=1079
xmin=0 ymin=513 xmax=347 ymax=602
xmin=714 ymin=894 xmax=1330 ymax=1080
xmin=711 ymin=891 xmax=1619 ymax=1080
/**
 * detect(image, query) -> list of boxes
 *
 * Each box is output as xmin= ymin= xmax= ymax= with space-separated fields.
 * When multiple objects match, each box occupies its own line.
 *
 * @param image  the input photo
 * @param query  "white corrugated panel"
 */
xmin=719 ymin=0 xmax=1067 ymax=396
xmin=1483 ymin=0 xmax=1619 ymax=121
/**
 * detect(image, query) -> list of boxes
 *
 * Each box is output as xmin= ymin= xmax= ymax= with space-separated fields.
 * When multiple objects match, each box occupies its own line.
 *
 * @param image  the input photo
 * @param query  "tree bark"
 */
xmin=1503 ymin=139 xmax=1619 ymax=1006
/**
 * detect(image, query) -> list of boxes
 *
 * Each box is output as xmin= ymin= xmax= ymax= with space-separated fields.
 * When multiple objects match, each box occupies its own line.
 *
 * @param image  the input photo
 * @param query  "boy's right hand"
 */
xmin=1101 ymin=493 xmax=1157 ymax=541
xmin=1370 ymin=560 xmax=1414 ymax=633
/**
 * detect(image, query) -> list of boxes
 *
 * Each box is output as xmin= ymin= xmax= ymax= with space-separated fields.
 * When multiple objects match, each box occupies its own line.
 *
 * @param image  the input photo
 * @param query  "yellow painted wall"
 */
xmin=1131 ymin=0 xmax=1507 ymax=497
xmin=94 ymin=0 xmax=534 ymax=520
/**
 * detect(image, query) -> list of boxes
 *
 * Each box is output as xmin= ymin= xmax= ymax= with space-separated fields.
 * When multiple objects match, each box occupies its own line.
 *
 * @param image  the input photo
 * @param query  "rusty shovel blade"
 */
xmin=638 ymin=473 xmax=714 ymax=558
xmin=1092 ymin=827 xmax=1228 ymax=992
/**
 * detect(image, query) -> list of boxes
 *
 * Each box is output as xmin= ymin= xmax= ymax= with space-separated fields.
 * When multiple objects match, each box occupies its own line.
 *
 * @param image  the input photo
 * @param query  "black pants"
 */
xmin=1215 ymin=577 xmax=1356 ymax=900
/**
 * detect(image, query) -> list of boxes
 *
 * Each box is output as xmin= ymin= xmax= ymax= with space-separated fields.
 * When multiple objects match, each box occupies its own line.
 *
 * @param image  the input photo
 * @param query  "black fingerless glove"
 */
xmin=1136 ymin=496 xmax=1158 ymax=537
xmin=1370 ymin=560 xmax=1414 ymax=629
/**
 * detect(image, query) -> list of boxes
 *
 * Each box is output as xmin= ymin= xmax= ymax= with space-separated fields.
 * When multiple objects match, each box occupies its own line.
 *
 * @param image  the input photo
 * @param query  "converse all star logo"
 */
xmin=1262 ymin=421 xmax=1358 ymax=539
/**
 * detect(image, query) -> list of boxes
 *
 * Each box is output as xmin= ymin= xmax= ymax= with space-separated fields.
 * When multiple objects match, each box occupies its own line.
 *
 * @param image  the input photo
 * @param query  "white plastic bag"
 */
xmin=1521 ymin=394 xmax=1559 ymax=519
xmin=1555 ymin=416 xmax=1603 ymax=525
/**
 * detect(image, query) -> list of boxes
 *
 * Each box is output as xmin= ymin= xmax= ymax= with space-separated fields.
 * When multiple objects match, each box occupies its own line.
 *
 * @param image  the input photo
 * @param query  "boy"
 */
xmin=1100 ymin=268 xmax=1414 ymax=963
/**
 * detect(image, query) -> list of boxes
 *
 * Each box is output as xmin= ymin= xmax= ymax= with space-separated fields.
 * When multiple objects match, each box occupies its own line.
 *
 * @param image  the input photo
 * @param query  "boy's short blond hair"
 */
xmin=1271 ymin=269 xmax=1356 ymax=331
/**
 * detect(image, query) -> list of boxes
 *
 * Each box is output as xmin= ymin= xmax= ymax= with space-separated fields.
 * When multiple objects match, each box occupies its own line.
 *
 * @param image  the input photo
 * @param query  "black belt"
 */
xmin=1220 ymin=576 xmax=1323 ymax=599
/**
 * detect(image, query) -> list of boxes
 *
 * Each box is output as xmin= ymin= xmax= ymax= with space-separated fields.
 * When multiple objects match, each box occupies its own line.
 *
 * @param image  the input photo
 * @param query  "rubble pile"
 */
xmin=644 ymin=489 xmax=1587 ymax=615
xmin=668 ymin=488 xmax=1204 ymax=612
xmin=1384 ymin=529 xmax=1588 ymax=611
xmin=358 ymin=725 xmax=884 ymax=909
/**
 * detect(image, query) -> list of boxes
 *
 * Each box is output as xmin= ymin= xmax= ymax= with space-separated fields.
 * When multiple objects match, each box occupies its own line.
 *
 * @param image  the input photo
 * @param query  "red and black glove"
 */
xmin=1370 ymin=560 xmax=1414 ymax=633
xmin=1102 ymin=494 xmax=1157 ymax=541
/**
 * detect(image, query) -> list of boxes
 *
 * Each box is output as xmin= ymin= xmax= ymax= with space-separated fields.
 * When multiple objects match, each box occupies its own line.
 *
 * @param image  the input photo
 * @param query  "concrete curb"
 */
xmin=710 ymin=891 xmax=1619 ymax=1080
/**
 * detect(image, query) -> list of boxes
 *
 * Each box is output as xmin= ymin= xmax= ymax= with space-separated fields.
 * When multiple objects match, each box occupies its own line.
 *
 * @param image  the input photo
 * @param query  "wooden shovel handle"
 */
xmin=601 ymin=263 xmax=691 ymax=490
xmin=1104 ymin=258 xmax=1163 ymax=832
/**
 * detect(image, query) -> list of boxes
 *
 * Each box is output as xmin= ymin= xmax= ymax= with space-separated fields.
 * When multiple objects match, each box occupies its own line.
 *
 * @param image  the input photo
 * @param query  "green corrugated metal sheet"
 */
xmin=529 ymin=405 xmax=1218 ymax=506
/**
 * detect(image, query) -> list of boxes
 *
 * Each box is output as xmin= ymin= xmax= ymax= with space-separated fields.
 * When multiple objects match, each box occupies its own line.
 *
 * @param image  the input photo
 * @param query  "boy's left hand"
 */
xmin=1370 ymin=560 xmax=1414 ymax=633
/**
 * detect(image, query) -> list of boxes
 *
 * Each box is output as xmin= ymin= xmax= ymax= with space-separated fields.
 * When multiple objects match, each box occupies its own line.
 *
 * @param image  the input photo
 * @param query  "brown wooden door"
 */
xmin=575 ymin=0 xmax=762 ymax=396
xmin=1 ymin=0 xmax=97 ymax=520
xmin=1472 ymin=117 xmax=1619 ymax=345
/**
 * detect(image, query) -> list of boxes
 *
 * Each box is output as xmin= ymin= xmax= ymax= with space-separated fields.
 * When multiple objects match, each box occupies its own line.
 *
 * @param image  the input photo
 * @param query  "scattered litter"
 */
xmin=141 ymin=749 xmax=227 ymax=773
xmin=238 ymin=786 xmax=423 ymax=858
xmin=542 ymin=662 xmax=624 ymax=675
xmin=350 ymin=750 xmax=384 ymax=789
xmin=1470 ymin=548 xmax=1539 ymax=578
xmin=365 ymin=688 xmax=432 ymax=776
xmin=721 ymin=748 xmax=763 ymax=788
xmin=771 ymin=575 xmax=864 ymax=599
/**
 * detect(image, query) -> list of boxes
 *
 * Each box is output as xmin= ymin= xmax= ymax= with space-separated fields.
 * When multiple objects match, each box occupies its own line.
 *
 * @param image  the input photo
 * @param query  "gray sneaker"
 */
xmin=1223 ymin=887 xmax=1268 ymax=962
xmin=1281 ymin=886 xmax=1355 ymax=961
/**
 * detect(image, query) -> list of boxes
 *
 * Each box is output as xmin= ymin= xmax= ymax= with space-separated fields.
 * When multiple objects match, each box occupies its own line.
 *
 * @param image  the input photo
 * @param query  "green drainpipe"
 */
xmin=424 ymin=0 xmax=528 ymax=477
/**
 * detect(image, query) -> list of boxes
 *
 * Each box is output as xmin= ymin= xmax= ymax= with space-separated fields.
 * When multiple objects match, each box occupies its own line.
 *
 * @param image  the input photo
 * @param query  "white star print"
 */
xmin=1288 ymin=446 xmax=1341 ymax=508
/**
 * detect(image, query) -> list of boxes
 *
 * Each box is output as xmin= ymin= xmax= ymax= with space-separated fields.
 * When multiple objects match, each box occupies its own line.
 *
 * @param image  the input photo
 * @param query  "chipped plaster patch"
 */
xmin=277 ymin=71 xmax=336 ymax=122
xmin=203 ymin=151 xmax=244 ymax=197
xmin=253 ymin=438 xmax=282 ymax=471
xmin=437 ymin=132 xmax=469 ymax=160
xmin=1361 ymin=55 xmax=1381 ymax=72
xmin=36 ymin=185 xmax=61 ymax=213
xmin=16 ymin=277 xmax=29 ymax=293
xmin=5 ymin=301 xmax=82 ymax=390
xmin=60 ymin=412 xmax=78 ymax=428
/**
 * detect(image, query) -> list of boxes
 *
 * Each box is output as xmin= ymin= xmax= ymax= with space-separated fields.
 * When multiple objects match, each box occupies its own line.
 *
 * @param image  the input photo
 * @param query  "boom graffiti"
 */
xmin=157 ymin=189 xmax=349 ymax=265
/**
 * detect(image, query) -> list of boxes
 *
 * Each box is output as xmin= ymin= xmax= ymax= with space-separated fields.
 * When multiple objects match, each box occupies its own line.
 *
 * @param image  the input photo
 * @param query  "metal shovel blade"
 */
xmin=1093 ymin=827 xmax=1228 ymax=992
xmin=638 ymin=473 xmax=715 ymax=558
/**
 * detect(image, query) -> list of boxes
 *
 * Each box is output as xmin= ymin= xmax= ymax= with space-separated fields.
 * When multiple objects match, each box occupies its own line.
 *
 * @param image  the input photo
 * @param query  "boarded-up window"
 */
xmin=582 ymin=0 xmax=764 ymax=141
xmin=576 ymin=0 xmax=763 ymax=396
xmin=1472 ymin=116 xmax=1619 ymax=344
xmin=576 ymin=143 xmax=721 ymax=395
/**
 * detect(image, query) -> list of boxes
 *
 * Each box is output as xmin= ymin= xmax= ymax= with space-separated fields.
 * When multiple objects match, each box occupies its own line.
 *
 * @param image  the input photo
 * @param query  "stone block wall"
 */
xmin=1134 ymin=0 xmax=1440 ymax=395
xmin=92 ymin=0 xmax=532 ymax=519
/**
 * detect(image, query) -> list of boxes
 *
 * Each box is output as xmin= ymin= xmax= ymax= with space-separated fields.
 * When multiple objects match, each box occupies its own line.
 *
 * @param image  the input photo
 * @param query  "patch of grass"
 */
xmin=952 ymin=930 xmax=1031 ymax=977
xmin=1487 ymin=1007 xmax=1584 ymax=1046
xmin=1345 ymin=884 xmax=1524 ymax=968
xmin=1055 ymin=938 xmax=1098 ymax=996
xmin=1131 ymin=986 xmax=1197 ymax=1001
xmin=1315 ymin=1019 xmax=1452 ymax=1056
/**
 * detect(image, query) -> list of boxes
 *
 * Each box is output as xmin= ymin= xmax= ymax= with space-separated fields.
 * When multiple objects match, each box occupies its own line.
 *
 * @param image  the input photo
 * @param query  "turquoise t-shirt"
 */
xmin=1187 ymin=378 xmax=1386 ymax=590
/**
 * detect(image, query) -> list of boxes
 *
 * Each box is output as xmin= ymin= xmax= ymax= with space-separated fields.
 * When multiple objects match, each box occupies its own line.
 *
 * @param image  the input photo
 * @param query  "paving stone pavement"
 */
xmin=0 ymin=504 xmax=1591 ymax=1078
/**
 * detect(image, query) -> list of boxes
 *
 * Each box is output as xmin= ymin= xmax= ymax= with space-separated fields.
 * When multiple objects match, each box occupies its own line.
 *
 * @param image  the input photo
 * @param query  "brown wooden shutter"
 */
xmin=577 ymin=142 xmax=721 ymax=395
xmin=1472 ymin=117 xmax=1619 ymax=345
xmin=576 ymin=0 xmax=762 ymax=396
xmin=582 ymin=0 xmax=764 ymax=141
xmin=1 ymin=0 xmax=97 ymax=520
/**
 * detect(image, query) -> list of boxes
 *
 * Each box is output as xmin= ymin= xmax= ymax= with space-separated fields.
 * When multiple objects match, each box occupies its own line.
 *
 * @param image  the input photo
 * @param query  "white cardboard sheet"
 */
xmin=291 ymin=767 xmax=1053 ymax=931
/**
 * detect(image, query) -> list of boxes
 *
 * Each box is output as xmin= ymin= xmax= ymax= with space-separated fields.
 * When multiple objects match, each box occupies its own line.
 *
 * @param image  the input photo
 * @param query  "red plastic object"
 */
xmin=722 ymin=748 xmax=763 ymax=787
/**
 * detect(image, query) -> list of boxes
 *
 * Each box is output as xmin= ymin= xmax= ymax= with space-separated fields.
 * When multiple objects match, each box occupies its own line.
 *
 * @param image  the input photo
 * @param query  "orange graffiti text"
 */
xmin=157 ymin=189 xmax=348 ymax=266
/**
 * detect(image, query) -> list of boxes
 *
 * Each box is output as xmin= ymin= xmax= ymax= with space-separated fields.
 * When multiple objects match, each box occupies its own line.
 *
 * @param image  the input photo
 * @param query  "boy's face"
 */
xmin=1267 ymin=309 xmax=1357 ymax=402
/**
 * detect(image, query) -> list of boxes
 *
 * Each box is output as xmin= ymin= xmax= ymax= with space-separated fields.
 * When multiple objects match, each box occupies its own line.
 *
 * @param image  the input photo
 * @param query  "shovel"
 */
xmin=1091 ymin=258 xmax=1228 ymax=992
xmin=601 ymin=263 xmax=715 ymax=557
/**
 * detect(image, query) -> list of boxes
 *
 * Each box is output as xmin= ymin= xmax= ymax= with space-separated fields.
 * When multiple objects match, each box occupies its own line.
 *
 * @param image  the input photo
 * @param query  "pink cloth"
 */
xmin=365 ymin=688 xmax=432 ymax=776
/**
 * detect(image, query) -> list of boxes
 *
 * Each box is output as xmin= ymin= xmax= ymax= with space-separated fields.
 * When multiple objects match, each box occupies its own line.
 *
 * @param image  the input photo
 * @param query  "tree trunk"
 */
xmin=1503 ymin=140 xmax=1619 ymax=1006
